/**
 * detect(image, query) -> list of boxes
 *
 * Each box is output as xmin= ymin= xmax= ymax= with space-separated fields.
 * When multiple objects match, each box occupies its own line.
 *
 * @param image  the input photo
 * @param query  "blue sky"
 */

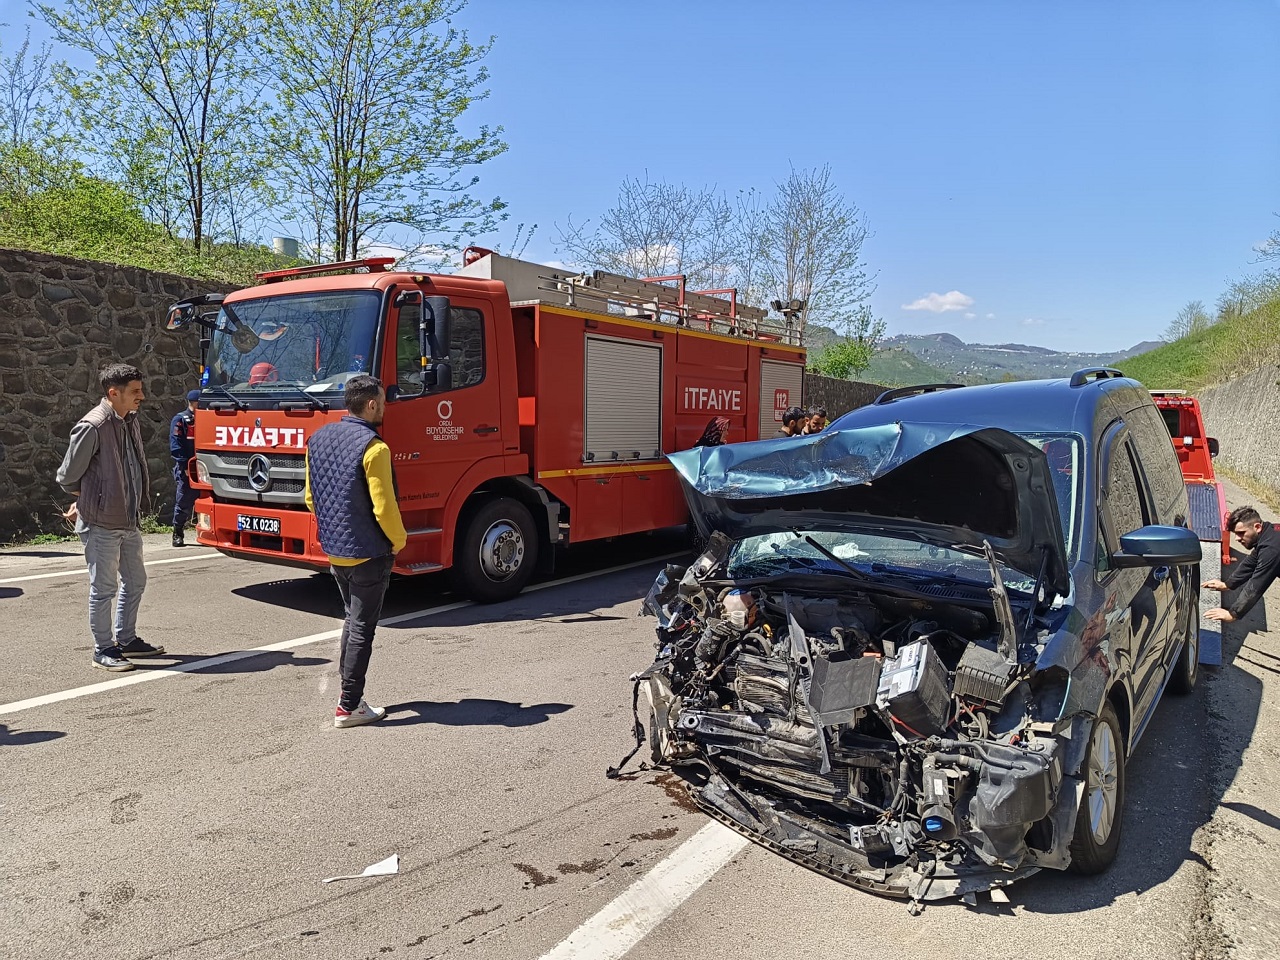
xmin=446 ymin=0 xmax=1280 ymax=352
xmin=13 ymin=0 xmax=1280 ymax=353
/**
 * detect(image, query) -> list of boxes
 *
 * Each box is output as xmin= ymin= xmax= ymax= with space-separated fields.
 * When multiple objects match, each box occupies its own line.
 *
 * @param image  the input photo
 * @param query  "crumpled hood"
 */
xmin=668 ymin=422 xmax=1069 ymax=598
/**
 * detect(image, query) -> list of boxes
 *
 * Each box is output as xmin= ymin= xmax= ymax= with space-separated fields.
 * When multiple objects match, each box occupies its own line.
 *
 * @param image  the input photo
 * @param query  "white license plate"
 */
xmin=237 ymin=514 xmax=281 ymax=535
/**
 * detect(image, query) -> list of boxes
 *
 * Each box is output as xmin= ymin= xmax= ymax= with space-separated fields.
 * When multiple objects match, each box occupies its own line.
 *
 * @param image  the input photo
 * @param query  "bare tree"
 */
xmin=557 ymin=175 xmax=736 ymax=288
xmin=0 ymin=28 xmax=55 ymax=150
xmin=759 ymin=164 xmax=875 ymax=340
xmin=1164 ymin=299 xmax=1213 ymax=341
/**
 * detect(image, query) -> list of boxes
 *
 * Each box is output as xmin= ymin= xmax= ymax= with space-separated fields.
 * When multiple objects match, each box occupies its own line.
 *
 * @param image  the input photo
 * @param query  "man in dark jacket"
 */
xmin=1205 ymin=505 xmax=1280 ymax=623
xmin=775 ymin=406 xmax=805 ymax=437
xmin=304 ymin=375 xmax=407 ymax=728
xmin=56 ymin=362 xmax=165 ymax=671
xmin=170 ymin=389 xmax=199 ymax=546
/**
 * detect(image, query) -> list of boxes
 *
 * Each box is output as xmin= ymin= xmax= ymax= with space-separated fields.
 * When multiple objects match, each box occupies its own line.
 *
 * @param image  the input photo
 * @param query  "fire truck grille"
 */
xmin=224 ymin=476 xmax=305 ymax=494
xmin=217 ymin=452 xmax=306 ymax=469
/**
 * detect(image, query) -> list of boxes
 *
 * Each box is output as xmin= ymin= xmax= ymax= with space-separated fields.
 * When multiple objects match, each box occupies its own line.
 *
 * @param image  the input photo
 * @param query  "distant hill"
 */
xmin=863 ymin=345 xmax=959 ymax=387
xmin=865 ymin=333 xmax=1160 ymax=385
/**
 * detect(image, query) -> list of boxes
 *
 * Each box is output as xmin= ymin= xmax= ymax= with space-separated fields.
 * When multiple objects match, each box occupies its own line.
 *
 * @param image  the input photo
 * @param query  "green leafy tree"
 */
xmin=805 ymin=305 xmax=885 ymax=379
xmin=257 ymin=0 xmax=507 ymax=262
xmin=34 ymin=0 xmax=266 ymax=252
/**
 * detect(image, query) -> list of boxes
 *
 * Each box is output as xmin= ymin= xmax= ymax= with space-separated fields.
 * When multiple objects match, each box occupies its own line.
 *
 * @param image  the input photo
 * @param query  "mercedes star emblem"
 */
xmin=247 ymin=454 xmax=272 ymax=492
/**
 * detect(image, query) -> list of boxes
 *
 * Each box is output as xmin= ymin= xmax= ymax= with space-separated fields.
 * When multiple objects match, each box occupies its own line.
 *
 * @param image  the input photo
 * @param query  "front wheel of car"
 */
xmin=1169 ymin=568 xmax=1201 ymax=695
xmin=1068 ymin=702 xmax=1126 ymax=875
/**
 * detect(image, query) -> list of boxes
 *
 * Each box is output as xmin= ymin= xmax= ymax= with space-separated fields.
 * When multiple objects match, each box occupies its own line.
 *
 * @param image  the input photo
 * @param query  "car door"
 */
xmin=1096 ymin=424 xmax=1174 ymax=738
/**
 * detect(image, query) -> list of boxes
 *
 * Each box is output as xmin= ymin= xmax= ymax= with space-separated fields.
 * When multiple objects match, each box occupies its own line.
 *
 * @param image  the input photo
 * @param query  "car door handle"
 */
xmin=473 ymin=425 xmax=499 ymax=435
xmin=1152 ymin=566 xmax=1170 ymax=584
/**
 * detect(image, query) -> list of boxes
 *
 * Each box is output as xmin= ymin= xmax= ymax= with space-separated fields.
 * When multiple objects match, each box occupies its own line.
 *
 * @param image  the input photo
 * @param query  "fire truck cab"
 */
xmin=166 ymin=251 xmax=807 ymax=601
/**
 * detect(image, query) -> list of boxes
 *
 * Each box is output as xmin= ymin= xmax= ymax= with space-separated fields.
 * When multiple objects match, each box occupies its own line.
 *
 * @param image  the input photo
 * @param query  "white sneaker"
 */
xmin=334 ymin=700 xmax=386 ymax=728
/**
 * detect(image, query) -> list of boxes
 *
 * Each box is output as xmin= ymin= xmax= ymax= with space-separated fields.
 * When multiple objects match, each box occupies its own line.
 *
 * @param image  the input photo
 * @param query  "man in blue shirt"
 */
xmin=170 ymin=389 xmax=199 ymax=547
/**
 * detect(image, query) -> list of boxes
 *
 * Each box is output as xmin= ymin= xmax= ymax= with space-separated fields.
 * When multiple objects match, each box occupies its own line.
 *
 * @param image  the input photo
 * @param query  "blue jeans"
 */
xmin=80 ymin=525 xmax=147 ymax=652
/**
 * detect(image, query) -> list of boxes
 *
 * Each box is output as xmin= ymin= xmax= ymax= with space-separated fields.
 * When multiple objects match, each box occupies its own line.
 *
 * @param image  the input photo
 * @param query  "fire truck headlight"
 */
xmin=195 ymin=459 xmax=210 ymax=484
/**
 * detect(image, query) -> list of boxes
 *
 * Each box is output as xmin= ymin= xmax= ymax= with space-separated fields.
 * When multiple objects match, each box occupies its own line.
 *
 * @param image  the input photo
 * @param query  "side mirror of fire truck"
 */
xmin=423 ymin=295 xmax=453 ymax=391
xmin=1208 ymin=437 xmax=1219 ymax=458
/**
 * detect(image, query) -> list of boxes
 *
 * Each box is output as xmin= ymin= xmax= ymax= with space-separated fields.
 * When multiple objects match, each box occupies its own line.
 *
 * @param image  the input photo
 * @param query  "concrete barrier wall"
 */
xmin=1197 ymin=363 xmax=1280 ymax=504
xmin=0 ymin=249 xmax=234 ymax=540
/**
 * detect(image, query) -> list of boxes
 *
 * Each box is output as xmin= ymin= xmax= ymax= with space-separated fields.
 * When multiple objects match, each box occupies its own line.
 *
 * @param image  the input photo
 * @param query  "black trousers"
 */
xmin=172 ymin=460 xmax=197 ymax=529
xmin=331 ymin=555 xmax=393 ymax=710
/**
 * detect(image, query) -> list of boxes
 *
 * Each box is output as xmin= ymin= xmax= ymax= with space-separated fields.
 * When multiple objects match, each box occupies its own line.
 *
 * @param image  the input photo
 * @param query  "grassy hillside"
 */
xmin=1122 ymin=292 xmax=1280 ymax=390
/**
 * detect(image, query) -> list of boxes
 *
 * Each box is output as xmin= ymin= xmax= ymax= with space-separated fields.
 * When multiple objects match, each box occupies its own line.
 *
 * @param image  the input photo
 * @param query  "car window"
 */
xmin=1016 ymin=432 xmax=1081 ymax=560
xmin=1123 ymin=403 xmax=1185 ymax=524
xmin=396 ymin=304 xmax=486 ymax=395
xmin=1098 ymin=435 xmax=1151 ymax=575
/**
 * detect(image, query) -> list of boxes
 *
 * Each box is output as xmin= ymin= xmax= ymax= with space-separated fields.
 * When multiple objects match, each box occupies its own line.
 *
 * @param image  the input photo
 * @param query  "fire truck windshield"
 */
xmin=206 ymin=290 xmax=380 ymax=394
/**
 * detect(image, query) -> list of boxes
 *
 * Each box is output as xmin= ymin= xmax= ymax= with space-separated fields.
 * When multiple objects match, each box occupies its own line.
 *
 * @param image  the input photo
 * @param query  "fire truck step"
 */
xmin=1186 ymin=483 xmax=1223 ymax=541
xmin=406 ymin=527 xmax=443 ymax=537
xmin=405 ymin=562 xmax=445 ymax=573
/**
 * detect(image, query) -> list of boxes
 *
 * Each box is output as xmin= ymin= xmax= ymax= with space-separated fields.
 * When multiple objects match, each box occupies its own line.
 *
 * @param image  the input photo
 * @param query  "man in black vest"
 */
xmin=304 ymin=375 xmax=407 ymax=728
xmin=1205 ymin=505 xmax=1280 ymax=623
xmin=56 ymin=362 xmax=166 ymax=671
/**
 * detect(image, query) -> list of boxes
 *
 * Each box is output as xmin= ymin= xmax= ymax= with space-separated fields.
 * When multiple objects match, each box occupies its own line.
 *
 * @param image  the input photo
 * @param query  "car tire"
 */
xmin=1068 ymin=701 xmax=1125 ymax=875
xmin=1169 ymin=568 xmax=1200 ymax=695
xmin=450 ymin=497 xmax=539 ymax=603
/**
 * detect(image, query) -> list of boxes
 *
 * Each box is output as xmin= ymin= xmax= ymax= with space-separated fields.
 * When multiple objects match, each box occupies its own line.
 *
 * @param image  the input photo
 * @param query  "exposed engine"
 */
xmin=631 ymin=534 xmax=1075 ymax=905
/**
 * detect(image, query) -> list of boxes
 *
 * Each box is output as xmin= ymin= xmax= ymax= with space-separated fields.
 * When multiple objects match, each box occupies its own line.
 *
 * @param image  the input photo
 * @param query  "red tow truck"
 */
xmin=1150 ymin=389 xmax=1230 ymax=565
xmin=165 ymin=249 xmax=806 ymax=601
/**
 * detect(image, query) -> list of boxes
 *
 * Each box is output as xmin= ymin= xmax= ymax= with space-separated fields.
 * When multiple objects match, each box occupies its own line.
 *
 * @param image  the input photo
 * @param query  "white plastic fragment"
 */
xmin=989 ymin=886 xmax=1011 ymax=904
xmin=321 ymin=853 xmax=400 ymax=883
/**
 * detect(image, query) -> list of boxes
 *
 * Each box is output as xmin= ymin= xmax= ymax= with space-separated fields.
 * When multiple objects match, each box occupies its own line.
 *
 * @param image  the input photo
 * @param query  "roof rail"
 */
xmin=255 ymin=257 xmax=396 ymax=283
xmin=873 ymin=383 xmax=966 ymax=405
xmin=1068 ymin=367 xmax=1126 ymax=387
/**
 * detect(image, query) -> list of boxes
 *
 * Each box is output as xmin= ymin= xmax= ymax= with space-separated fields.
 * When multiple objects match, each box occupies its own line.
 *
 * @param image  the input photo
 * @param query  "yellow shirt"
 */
xmin=304 ymin=438 xmax=408 ymax=566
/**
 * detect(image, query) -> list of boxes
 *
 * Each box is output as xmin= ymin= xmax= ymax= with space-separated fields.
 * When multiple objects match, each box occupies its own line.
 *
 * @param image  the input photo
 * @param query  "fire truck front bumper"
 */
xmin=194 ymin=497 xmax=326 ymax=570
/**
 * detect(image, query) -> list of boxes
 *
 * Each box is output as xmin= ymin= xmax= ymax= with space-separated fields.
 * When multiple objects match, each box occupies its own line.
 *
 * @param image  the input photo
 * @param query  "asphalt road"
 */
xmin=2 ymin=489 xmax=1277 ymax=960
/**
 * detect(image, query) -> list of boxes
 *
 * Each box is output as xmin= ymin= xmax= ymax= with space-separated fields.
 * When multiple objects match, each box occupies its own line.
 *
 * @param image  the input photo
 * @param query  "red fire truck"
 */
xmin=165 ymin=250 xmax=806 ymax=601
xmin=1150 ymin=389 xmax=1230 ymax=565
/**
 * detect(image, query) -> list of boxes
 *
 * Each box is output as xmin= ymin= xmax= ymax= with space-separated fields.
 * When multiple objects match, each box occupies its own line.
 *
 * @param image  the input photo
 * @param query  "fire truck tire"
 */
xmin=451 ymin=497 xmax=539 ymax=603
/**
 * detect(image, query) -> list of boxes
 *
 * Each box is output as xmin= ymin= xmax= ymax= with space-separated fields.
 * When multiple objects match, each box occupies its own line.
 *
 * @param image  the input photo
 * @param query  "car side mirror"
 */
xmin=1110 ymin=524 xmax=1202 ymax=568
xmin=1207 ymin=437 xmax=1219 ymax=458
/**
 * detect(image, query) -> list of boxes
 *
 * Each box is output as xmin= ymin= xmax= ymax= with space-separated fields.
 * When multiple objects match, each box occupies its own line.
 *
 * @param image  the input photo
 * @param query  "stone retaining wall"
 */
xmin=1197 ymin=362 xmax=1280 ymax=504
xmin=0 ymin=249 xmax=234 ymax=540
xmin=803 ymin=374 xmax=885 ymax=418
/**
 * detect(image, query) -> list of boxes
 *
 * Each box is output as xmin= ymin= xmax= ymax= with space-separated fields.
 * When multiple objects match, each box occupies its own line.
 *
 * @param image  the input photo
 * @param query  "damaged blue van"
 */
xmin=631 ymin=369 xmax=1203 ymax=906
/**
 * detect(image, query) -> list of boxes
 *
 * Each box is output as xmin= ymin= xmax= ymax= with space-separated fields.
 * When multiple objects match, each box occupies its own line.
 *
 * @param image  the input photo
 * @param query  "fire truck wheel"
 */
xmin=451 ymin=497 xmax=539 ymax=603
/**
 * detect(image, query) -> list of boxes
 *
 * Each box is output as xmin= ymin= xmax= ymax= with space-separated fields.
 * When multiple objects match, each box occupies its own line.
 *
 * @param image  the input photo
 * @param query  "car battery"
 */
xmin=876 ymin=640 xmax=950 ymax=737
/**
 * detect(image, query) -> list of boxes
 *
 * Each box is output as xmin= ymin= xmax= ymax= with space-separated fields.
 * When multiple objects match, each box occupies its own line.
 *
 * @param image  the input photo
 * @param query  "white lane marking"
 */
xmin=0 ymin=552 xmax=685 ymax=717
xmin=538 ymin=822 xmax=749 ymax=960
xmin=0 ymin=552 xmax=224 ymax=585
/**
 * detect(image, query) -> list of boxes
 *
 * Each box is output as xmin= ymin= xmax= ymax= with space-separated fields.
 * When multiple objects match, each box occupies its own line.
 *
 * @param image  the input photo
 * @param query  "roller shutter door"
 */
xmin=585 ymin=336 xmax=663 ymax=462
xmin=758 ymin=360 xmax=804 ymax=439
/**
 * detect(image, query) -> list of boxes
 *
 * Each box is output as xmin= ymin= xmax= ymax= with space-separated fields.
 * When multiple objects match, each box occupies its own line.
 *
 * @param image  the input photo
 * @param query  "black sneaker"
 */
xmin=118 ymin=638 xmax=166 ymax=658
xmin=93 ymin=647 xmax=136 ymax=672
xmin=172 ymin=532 xmax=185 ymax=547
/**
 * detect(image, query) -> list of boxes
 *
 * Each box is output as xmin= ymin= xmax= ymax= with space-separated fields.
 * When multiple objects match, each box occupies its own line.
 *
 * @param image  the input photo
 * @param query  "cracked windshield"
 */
xmin=206 ymin=291 xmax=380 ymax=393
xmin=728 ymin=432 xmax=1081 ymax=591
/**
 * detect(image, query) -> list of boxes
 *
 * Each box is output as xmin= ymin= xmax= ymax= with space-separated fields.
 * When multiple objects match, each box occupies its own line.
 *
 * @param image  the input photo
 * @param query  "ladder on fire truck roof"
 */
xmin=456 ymin=248 xmax=801 ymax=346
